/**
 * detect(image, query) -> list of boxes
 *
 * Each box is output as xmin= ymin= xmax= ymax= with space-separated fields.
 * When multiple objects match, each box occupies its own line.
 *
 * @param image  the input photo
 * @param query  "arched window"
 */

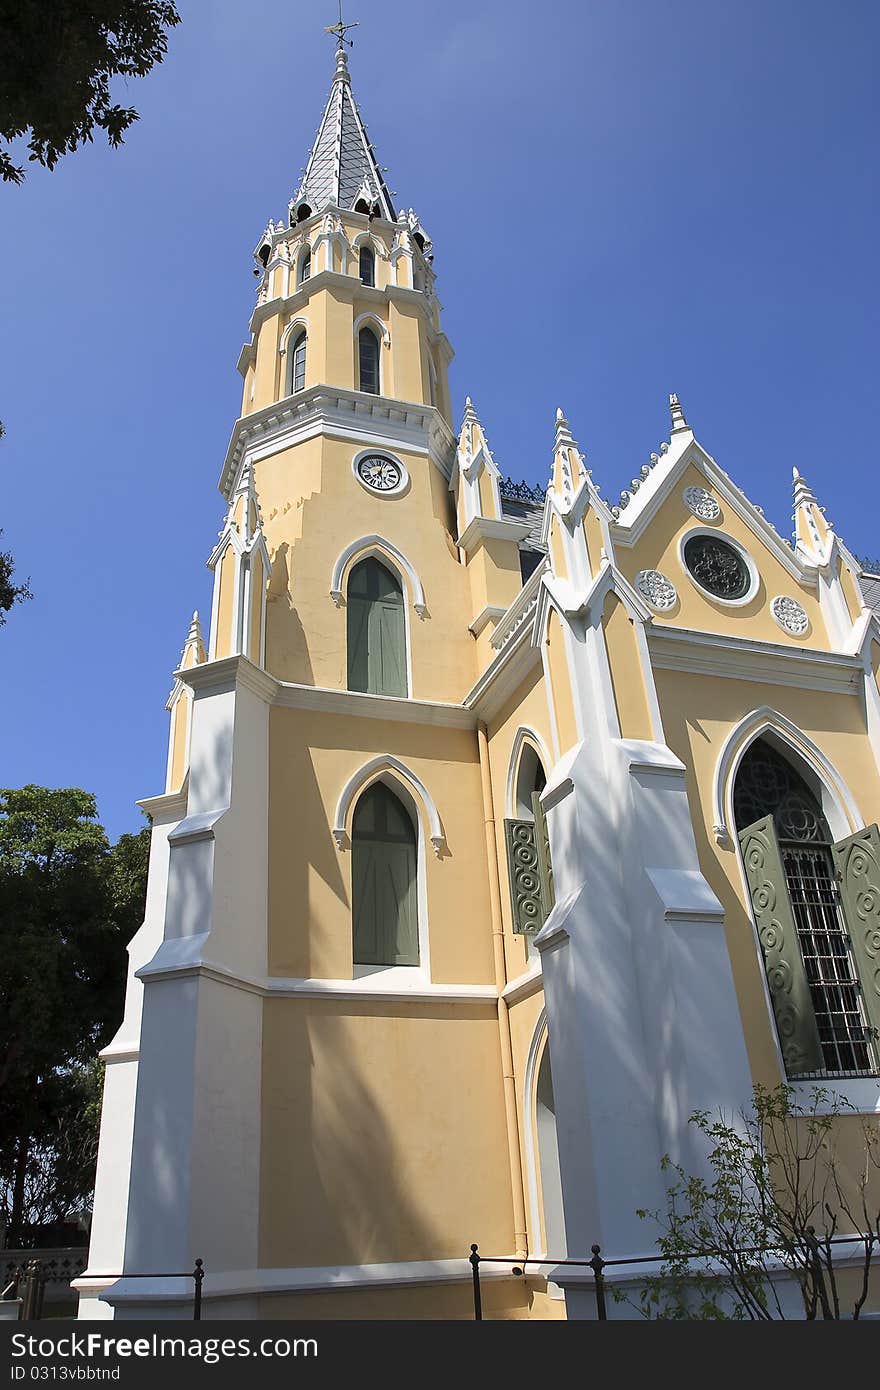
xmin=359 ymin=245 xmax=375 ymax=287
xmin=298 ymin=248 xmax=311 ymax=285
xmin=536 ymin=1041 xmax=566 ymax=1257
xmin=347 ymin=557 xmax=406 ymax=696
xmin=515 ymin=743 xmax=547 ymax=819
xmin=735 ymin=738 xmax=879 ymax=1078
xmin=358 ymin=327 xmax=380 ymax=395
xmin=290 ymin=331 xmax=306 ymax=394
xmin=352 ymin=781 xmax=419 ymax=967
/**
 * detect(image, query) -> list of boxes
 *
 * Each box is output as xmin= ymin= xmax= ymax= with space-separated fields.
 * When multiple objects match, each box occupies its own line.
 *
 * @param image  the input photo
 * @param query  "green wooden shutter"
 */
xmin=352 ymin=783 xmax=419 ymax=967
xmin=531 ymin=791 xmax=555 ymax=918
xmin=373 ymin=595 xmax=406 ymax=696
xmin=347 ymin=594 xmax=371 ymax=692
xmin=833 ymin=823 xmax=880 ymax=1056
xmin=738 ymin=815 xmax=823 ymax=1077
xmin=504 ymin=818 xmax=545 ymax=934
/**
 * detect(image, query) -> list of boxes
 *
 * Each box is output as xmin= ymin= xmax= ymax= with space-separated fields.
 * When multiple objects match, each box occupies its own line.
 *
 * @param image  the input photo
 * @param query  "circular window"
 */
xmin=353 ymin=451 xmax=407 ymax=496
xmin=682 ymin=533 xmax=752 ymax=601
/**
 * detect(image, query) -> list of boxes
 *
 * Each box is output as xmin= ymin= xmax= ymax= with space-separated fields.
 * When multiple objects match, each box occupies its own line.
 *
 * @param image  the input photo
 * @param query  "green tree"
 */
xmin=0 ymin=787 xmax=150 ymax=1242
xmin=623 ymin=1084 xmax=880 ymax=1320
xmin=0 ymin=1 xmax=181 ymax=184
xmin=0 ymin=423 xmax=32 ymax=625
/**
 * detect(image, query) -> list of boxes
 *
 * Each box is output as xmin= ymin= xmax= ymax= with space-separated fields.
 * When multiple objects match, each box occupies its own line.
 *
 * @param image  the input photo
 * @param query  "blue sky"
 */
xmin=0 ymin=0 xmax=877 ymax=840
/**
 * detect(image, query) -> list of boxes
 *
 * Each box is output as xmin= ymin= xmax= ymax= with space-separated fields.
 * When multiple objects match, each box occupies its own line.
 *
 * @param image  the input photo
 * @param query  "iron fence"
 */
xmin=1 ymin=1258 xmax=204 ymax=1321
xmin=468 ymin=1233 xmax=877 ymax=1320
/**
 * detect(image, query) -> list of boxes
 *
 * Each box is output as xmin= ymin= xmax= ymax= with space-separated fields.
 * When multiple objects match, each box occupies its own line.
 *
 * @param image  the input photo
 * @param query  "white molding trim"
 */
xmin=353 ymin=310 xmax=390 ymax=348
xmin=177 ymin=655 xmax=476 ymax=729
xmin=501 ymin=961 xmax=544 ymax=1004
xmin=457 ymin=515 xmax=531 ymax=555
xmin=330 ymin=534 xmax=427 ymax=616
xmin=468 ymin=604 xmax=506 ymax=637
xmin=278 ymin=315 xmax=309 ymax=356
xmin=712 ymin=705 xmax=864 ymax=846
xmin=523 ymin=1008 xmax=549 ymax=1259
xmin=333 ymin=754 xmax=445 ymax=855
xmin=218 ymin=384 xmax=456 ymax=498
xmin=505 ymin=726 xmax=553 ymax=818
xmin=136 ymin=953 xmax=495 ymax=1003
xmin=75 ymin=1256 xmax=514 ymax=1306
xmin=648 ymin=626 xmax=862 ymax=695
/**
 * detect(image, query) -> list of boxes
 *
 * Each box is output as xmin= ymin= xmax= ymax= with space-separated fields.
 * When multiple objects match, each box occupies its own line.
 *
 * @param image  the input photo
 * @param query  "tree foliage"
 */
xmin=0 ymin=423 xmax=31 ymax=625
xmin=0 ymin=786 xmax=150 ymax=1242
xmin=0 ymin=1 xmax=181 ymax=184
xmin=621 ymin=1085 xmax=880 ymax=1319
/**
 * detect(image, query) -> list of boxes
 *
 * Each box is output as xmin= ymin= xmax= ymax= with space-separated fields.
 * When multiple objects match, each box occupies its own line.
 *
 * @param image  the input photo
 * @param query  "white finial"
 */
xmin=556 ymin=406 xmax=565 ymax=423
xmin=669 ymin=392 xmax=689 ymax=434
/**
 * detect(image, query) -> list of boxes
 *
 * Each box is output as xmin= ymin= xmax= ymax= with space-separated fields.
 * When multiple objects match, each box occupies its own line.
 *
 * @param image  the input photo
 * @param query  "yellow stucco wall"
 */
xmin=252 ymin=436 xmax=474 ymax=700
xmin=620 ymin=464 xmax=829 ymax=646
xmin=601 ymin=593 xmax=653 ymax=741
xmin=259 ymin=998 xmax=513 ymax=1269
xmin=267 ymin=708 xmax=495 ymax=983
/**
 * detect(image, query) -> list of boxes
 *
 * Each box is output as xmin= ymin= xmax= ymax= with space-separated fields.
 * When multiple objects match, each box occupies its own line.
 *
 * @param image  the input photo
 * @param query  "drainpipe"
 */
xmin=477 ymin=720 xmax=529 ymax=1260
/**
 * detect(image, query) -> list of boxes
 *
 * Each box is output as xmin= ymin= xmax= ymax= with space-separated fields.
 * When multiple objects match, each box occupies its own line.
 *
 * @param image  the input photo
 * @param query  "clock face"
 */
xmin=356 ymin=454 xmax=404 ymax=493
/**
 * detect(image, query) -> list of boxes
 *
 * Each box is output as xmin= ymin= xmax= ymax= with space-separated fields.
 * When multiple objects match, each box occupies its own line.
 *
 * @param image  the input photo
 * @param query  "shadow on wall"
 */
xmin=266 ymin=542 xmax=315 ymax=687
xmin=259 ymin=998 xmax=514 ymax=1273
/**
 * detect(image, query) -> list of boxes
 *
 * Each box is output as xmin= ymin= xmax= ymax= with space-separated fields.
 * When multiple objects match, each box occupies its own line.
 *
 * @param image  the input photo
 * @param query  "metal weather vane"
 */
xmin=325 ymin=0 xmax=358 ymax=50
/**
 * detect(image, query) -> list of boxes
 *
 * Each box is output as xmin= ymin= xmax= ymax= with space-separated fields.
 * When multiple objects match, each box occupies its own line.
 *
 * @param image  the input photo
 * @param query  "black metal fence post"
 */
xmin=589 ymin=1244 xmax=607 ymax=1320
xmin=192 ymin=1259 xmax=204 ymax=1321
xmin=469 ymin=1244 xmax=482 ymax=1321
xmin=20 ymin=1260 xmax=44 ymax=1321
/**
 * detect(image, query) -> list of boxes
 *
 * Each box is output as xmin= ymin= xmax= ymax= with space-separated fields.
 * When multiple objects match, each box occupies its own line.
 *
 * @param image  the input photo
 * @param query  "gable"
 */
xmin=616 ymin=461 xmax=829 ymax=648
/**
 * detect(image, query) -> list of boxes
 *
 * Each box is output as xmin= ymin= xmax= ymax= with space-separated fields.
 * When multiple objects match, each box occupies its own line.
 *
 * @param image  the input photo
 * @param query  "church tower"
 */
xmin=77 ymin=26 xmax=880 ymax=1322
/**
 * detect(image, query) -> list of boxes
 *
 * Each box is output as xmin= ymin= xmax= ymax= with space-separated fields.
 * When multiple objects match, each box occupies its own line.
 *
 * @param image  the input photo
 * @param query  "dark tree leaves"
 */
xmin=0 ymin=1 xmax=181 ymax=183
xmin=0 ymin=787 xmax=150 ymax=1240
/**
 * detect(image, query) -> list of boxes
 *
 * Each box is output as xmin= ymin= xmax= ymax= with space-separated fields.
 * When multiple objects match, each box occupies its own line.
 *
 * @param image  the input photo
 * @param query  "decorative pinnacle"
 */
xmin=792 ymin=465 xmax=818 ymax=509
xmin=669 ymin=392 xmax=689 ymax=434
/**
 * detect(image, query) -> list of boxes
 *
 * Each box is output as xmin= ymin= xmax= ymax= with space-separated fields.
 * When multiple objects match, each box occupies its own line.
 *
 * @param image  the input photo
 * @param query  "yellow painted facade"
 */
xmin=85 ymin=42 xmax=880 ymax=1325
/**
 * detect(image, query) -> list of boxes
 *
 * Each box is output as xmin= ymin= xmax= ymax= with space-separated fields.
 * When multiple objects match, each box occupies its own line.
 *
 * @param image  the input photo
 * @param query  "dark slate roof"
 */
xmin=293 ymin=50 xmax=396 ymax=221
xmin=500 ymin=480 xmax=546 ymax=555
xmin=859 ymin=572 xmax=880 ymax=617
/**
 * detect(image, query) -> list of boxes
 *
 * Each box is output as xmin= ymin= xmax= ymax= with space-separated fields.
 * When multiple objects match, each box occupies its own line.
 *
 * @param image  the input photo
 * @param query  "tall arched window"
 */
xmin=290 ymin=331 xmax=306 ymax=394
xmin=536 ymin=1041 xmax=566 ymax=1257
xmin=347 ymin=557 xmax=406 ymax=696
xmin=358 ymin=327 xmax=380 ymax=395
xmin=736 ymin=738 xmax=879 ymax=1078
xmin=352 ymin=781 xmax=419 ymax=967
xmin=298 ymin=248 xmax=311 ymax=285
xmin=359 ymin=245 xmax=375 ymax=287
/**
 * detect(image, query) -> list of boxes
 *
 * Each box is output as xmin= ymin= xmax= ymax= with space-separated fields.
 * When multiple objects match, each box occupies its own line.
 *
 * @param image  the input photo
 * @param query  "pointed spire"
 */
xmin=291 ymin=44 xmax=396 ymax=222
xmin=550 ymin=407 xmax=588 ymax=511
xmin=669 ymin=392 xmax=690 ymax=434
xmin=180 ymin=611 xmax=206 ymax=670
xmin=792 ymin=465 xmax=833 ymax=562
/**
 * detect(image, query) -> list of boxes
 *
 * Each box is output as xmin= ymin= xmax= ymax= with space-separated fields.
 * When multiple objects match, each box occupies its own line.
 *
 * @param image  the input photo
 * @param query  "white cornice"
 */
xmin=457 ymin=515 xmax=531 ymax=555
xmin=219 ymin=385 xmax=456 ymax=498
xmin=464 ymin=610 xmax=542 ymax=722
xmin=501 ymin=962 xmax=544 ymax=1005
xmin=178 ymin=655 xmax=476 ymax=729
xmin=138 ymin=954 xmax=497 ymax=1005
xmin=77 ymin=1255 xmax=514 ymax=1305
xmin=648 ymin=626 xmax=862 ymax=694
xmin=136 ymin=784 xmax=188 ymax=824
xmin=469 ymin=604 xmax=506 ymax=637
xmin=246 ymin=272 xmax=451 ymax=353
